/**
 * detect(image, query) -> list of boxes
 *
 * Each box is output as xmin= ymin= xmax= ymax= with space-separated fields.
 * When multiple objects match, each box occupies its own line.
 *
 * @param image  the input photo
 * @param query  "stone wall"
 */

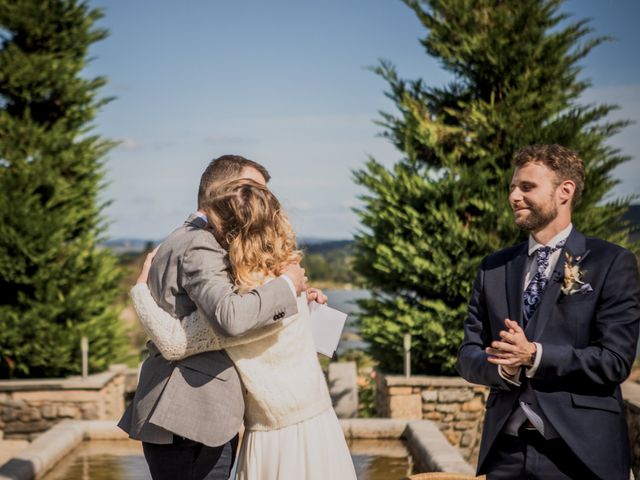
xmin=0 ymin=365 xmax=128 ymax=440
xmin=379 ymin=374 xmax=640 ymax=472
xmin=376 ymin=373 xmax=488 ymax=464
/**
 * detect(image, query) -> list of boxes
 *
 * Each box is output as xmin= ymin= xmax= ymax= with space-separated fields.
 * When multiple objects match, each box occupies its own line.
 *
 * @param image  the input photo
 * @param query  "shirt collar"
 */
xmin=195 ymin=211 xmax=208 ymax=224
xmin=528 ymin=223 xmax=572 ymax=256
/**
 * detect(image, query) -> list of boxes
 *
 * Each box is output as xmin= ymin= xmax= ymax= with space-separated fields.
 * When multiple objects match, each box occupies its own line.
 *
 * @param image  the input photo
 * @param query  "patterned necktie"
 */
xmin=522 ymin=242 xmax=563 ymax=323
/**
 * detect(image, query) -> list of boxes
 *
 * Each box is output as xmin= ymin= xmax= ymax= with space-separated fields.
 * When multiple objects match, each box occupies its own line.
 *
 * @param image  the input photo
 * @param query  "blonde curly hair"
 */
xmin=202 ymin=179 xmax=302 ymax=293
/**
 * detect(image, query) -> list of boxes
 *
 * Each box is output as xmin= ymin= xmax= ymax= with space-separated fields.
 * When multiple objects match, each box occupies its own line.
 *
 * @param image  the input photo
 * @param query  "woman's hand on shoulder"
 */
xmin=136 ymin=246 xmax=160 ymax=284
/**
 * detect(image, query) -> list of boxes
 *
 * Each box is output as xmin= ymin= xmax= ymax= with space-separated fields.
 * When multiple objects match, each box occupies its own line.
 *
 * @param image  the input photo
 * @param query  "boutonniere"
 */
xmin=561 ymin=251 xmax=593 ymax=296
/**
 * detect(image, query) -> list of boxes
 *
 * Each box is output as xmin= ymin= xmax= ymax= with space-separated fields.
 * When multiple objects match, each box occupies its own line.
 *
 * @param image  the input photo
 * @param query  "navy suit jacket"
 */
xmin=457 ymin=228 xmax=640 ymax=479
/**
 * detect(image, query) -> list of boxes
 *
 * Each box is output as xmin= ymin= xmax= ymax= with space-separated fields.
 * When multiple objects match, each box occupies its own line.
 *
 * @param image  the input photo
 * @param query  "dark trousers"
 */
xmin=143 ymin=434 xmax=239 ymax=480
xmin=485 ymin=429 xmax=598 ymax=480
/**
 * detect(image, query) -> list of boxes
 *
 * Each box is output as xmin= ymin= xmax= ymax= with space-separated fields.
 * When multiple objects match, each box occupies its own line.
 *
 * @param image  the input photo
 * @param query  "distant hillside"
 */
xmin=107 ymin=236 xmax=357 ymax=287
xmin=102 ymin=238 xmax=158 ymax=254
xmin=300 ymin=240 xmax=355 ymax=287
xmin=298 ymin=237 xmax=350 ymax=246
xmin=104 ymin=203 xmax=640 ymax=285
xmin=300 ymin=239 xmax=352 ymax=254
xmin=104 ymin=237 xmax=352 ymax=254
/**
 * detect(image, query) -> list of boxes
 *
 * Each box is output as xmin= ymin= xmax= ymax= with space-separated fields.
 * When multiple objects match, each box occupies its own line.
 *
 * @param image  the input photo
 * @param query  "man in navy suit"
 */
xmin=457 ymin=144 xmax=640 ymax=479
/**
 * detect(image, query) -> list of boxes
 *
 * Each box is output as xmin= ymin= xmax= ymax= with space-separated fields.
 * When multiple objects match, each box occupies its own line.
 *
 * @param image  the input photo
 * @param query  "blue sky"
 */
xmin=87 ymin=0 xmax=640 ymax=240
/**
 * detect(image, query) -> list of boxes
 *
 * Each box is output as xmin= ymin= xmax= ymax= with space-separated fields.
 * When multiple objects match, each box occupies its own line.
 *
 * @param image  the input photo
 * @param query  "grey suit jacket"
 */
xmin=118 ymin=214 xmax=299 ymax=447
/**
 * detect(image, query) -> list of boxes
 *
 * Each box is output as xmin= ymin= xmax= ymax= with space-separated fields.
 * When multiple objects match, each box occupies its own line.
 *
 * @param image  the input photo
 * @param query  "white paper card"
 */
xmin=308 ymin=301 xmax=348 ymax=357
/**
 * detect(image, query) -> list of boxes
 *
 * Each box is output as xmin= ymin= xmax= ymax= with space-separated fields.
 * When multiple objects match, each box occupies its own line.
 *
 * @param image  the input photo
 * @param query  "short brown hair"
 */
xmin=197 ymin=155 xmax=270 ymax=208
xmin=513 ymin=144 xmax=585 ymax=207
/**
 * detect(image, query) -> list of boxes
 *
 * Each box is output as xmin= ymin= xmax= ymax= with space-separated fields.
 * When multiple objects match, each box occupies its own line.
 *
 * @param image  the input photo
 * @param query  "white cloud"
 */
xmin=289 ymin=201 xmax=313 ymax=212
xmin=117 ymin=137 xmax=141 ymax=151
xmin=341 ymin=199 xmax=360 ymax=209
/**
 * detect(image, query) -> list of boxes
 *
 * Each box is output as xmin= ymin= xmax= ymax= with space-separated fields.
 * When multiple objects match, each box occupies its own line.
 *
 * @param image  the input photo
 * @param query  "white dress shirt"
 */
xmin=499 ymin=222 xmax=573 ymax=383
xmin=499 ymin=223 xmax=573 ymax=437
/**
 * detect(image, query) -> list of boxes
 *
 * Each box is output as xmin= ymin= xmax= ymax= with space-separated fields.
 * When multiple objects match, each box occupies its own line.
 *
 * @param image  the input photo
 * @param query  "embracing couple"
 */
xmin=118 ymin=155 xmax=357 ymax=480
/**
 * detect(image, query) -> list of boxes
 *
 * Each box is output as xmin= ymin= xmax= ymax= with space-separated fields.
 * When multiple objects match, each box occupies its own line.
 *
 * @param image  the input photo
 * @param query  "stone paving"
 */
xmin=0 ymin=439 xmax=28 ymax=467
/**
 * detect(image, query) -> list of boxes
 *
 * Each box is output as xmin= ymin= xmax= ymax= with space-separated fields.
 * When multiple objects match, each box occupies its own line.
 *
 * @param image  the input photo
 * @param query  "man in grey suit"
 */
xmin=118 ymin=155 xmax=313 ymax=480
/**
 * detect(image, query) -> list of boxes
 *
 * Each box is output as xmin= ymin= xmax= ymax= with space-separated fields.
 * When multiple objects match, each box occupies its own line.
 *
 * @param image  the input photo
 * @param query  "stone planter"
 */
xmin=378 ymin=372 xmax=640 ymax=473
xmin=376 ymin=372 xmax=488 ymax=464
xmin=0 ymin=365 xmax=129 ymax=441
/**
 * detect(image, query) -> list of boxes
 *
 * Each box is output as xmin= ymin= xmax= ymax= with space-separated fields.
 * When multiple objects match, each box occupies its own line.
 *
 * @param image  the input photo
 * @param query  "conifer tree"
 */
xmin=354 ymin=0 xmax=636 ymax=375
xmin=0 ymin=0 xmax=126 ymax=378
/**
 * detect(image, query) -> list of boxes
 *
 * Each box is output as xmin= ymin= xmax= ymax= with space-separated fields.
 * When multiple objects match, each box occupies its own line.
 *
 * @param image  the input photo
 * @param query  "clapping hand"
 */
xmin=486 ymin=319 xmax=536 ymax=376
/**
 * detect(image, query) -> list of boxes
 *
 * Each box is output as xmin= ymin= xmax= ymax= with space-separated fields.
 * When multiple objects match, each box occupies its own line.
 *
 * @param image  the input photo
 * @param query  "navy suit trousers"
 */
xmin=142 ymin=434 xmax=239 ymax=480
xmin=486 ymin=430 xmax=599 ymax=480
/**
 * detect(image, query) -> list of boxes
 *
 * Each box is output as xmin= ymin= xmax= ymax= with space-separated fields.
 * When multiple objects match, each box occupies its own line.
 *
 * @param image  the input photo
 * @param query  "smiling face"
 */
xmin=509 ymin=161 xmax=563 ymax=233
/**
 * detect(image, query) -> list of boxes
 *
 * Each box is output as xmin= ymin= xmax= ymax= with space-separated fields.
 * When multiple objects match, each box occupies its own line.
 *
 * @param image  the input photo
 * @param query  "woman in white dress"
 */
xmin=130 ymin=178 xmax=357 ymax=480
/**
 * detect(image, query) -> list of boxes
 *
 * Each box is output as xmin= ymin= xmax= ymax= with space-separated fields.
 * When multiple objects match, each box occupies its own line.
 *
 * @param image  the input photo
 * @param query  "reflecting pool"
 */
xmin=42 ymin=439 xmax=413 ymax=479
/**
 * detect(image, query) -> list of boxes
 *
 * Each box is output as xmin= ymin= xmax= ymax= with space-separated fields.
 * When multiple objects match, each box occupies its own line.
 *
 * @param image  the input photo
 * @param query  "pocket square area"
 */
xmin=562 ymin=282 xmax=593 ymax=296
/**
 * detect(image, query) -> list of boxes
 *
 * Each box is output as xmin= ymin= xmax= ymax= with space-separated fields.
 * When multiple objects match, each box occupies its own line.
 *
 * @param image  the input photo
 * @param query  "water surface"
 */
xmin=42 ymin=439 xmax=412 ymax=480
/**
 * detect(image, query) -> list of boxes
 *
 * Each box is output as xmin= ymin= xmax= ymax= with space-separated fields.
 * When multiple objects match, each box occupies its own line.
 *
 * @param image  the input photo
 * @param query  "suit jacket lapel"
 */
xmin=531 ymin=228 xmax=587 ymax=340
xmin=505 ymin=243 xmax=528 ymax=327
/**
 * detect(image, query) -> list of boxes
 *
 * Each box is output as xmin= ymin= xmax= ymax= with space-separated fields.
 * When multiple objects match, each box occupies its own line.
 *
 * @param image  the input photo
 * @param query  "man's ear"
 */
xmin=558 ymin=180 xmax=576 ymax=206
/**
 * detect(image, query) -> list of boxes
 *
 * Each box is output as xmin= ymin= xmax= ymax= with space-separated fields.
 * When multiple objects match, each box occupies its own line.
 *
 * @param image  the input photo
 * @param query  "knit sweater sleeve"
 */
xmin=130 ymin=283 xmax=287 ymax=361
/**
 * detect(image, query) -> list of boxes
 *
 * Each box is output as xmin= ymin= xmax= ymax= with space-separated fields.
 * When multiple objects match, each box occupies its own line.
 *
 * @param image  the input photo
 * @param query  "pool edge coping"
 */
xmin=341 ymin=418 xmax=475 ymax=475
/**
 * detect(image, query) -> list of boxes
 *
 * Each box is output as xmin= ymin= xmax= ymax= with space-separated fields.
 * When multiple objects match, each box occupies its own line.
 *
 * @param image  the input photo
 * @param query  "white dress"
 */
xmin=130 ymin=284 xmax=356 ymax=480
